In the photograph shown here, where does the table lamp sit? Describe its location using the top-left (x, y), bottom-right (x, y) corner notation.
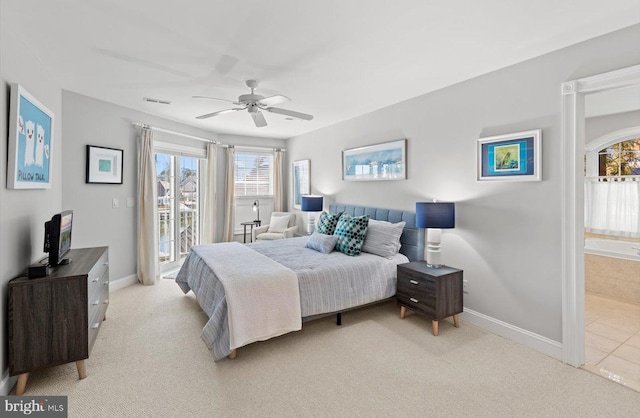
top-left (301, 195), bottom-right (323, 233)
top-left (416, 201), bottom-right (455, 268)
top-left (252, 200), bottom-right (260, 223)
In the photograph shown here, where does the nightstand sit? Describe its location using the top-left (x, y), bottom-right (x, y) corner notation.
top-left (396, 261), bottom-right (463, 336)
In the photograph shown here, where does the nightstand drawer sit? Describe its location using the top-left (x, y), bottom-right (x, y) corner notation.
top-left (397, 293), bottom-right (435, 316)
top-left (397, 272), bottom-right (435, 294)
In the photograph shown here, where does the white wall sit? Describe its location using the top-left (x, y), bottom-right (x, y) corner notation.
top-left (585, 110), bottom-right (640, 145)
top-left (286, 25), bottom-right (640, 346)
top-left (0, 19), bottom-right (64, 389)
top-left (61, 91), bottom-right (286, 280)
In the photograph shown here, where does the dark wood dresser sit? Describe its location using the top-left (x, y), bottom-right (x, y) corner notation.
top-left (8, 247), bottom-right (109, 395)
top-left (396, 261), bottom-right (463, 336)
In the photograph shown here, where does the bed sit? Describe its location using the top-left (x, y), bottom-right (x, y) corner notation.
top-left (175, 204), bottom-right (424, 360)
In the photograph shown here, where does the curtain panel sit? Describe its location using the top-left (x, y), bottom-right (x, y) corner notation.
top-left (201, 143), bottom-right (218, 243)
top-left (585, 178), bottom-right (640, 238)
top-left (223, 147), bottom-right (236, 242)
top-left (137, 128), bottom-right (159, 284)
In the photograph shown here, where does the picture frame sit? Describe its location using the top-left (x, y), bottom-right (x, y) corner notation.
top-left (86, 145), bottom-right (123, 184)
top-left (342, 139), bottom-right (406, 181)
top-left (292, 159), bottom-right (310, 209)
top-left (7, 83), bottom-right (55, 189)
top-left (477, 129), bottom-right (542, 182)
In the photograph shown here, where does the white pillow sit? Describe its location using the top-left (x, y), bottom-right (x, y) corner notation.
top-left (268, 215), bottom-right (290, 233)
top-left (361, 219), bottom-right (405, 258)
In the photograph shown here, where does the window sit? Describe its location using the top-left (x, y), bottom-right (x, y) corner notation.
top-left (597, 138), bottom-right (640, 176)
top-left (234, 150), bottom-right (275, 233)
top-left (156, 150), bottom-right (206, 270)
top-left (585, 136), bottom-right (640, 238)
top-left (234, 151), bottom-right (274, 197)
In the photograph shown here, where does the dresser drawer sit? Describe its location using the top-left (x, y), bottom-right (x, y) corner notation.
top-left (88, 251), bottom-right (109, 298)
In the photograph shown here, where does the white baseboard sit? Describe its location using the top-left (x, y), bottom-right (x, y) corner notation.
top-left (1, 371), bottom-right (17, 396)
top-left (110, 274), bottom-right (138, 292)
top-left (460, 308), bottom-right (563, 360)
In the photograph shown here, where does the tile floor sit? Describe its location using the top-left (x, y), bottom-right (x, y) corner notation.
top-left (583, 292), bottom-right (640, 392)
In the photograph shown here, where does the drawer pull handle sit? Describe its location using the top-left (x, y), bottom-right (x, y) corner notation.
top-left (103, 281), bottom-right (109, 286)
top-left (409, 280), bottom-right (419, 285)
top-left (103, 261), bottom-right (109, 266)
top-left (92, 278), bottom-right (99, 283)
top-left (91, 323), bottom-right (100, 329)
top-left (91, 300), bottom-right (99, 306)
top-left (410, 298), bottom-right (419, 303)
top-left (104, 300), bottom-right (109, 304)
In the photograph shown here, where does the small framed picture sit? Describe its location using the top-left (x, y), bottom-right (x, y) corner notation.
top-left (477, 129), bottom-right (542, 182)
top-left (86, 145), bottom-right (123, 184)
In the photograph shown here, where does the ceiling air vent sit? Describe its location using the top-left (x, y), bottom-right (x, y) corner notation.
top-left (143, 97), bottom-right (171, 105)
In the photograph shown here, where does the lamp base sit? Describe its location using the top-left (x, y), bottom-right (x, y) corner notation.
top-left (425, 228), bottom-right (443, 268)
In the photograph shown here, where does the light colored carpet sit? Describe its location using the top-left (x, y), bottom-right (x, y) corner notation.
top-left (19, 279), bottom-right (640, 417)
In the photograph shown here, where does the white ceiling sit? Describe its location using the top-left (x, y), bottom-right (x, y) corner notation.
top-left (2, 1), bottom-right (639, 139)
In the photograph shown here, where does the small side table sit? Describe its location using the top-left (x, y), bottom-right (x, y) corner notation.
top-left (396, 262), bottom-right (463, 336)
top-left (240, 221), bottom-right (262, 243)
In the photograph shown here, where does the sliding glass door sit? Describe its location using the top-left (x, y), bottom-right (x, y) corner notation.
top-left (156, 152), bottom-right (204, 271)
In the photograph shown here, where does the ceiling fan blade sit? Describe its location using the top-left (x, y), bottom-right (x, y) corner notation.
top-left (266, 107), bottom-right (314, 121)
top-left (196, 108), bottom-right (243, 120)
top-left (257, 94), bottom-right (290, 107)
top-left (251, 110), bottom-right (268, 127)
top-left (192, 95), bottom-right (240, 105)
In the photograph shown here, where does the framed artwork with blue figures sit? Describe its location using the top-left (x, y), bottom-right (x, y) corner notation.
top-left (343, 139), bottom-right (406, 181)
top-left (477, 129), bottom-right (542, 182)
top-left (7, 84), bottom-right (55, 189)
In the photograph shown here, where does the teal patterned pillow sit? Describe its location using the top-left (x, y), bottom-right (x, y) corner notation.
top-left (316, 211), bottom-right (343, 235)
top-left (333, 214), bottom-right (370, 256)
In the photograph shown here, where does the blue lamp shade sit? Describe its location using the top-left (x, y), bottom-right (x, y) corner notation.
top-left (416, 202), bottom-right (455, 229)
top-left (301, 195), bottom-right (323, 212)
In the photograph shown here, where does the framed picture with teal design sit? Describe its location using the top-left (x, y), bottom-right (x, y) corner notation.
top-left (86, 145), bottom-right (123, 184)
top-left (477, 129), bottom-right (541, 182)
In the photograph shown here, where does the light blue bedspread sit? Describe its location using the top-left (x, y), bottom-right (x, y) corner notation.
top-left (176, 237), bottom-right (408, 360)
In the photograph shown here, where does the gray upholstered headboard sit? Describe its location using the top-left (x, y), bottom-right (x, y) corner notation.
top-left (329, 204), bottom-right (424, 262)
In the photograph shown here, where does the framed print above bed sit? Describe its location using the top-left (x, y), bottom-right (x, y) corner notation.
top-left (7, 83), bottom-right (55, 189)
top-left (477, 129), bottom-right (541, 182)
top-left (293, 159), bottom-right (310, 209)
top-left (86, 145), bottom-right (124, 184)
top-left (342, 139), bottom-right (406, 181)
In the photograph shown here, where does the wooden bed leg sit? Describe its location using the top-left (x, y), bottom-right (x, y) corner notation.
top-left (336, 312), bottom-right (342, 326)
top-left (15, 373), bottom-right (29, 395)
top-left (400, 306), bottom-right (406, 319)
top-left (228, 349), bottom-right (237, 360)
top-left (76, 360), bottom-right (87, 379)
top-left (453, 314), bottom-right (460, 328)
top-left (432, 320), bottom-right (439, 336)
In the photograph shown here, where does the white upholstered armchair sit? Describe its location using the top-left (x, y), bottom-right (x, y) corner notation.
top-left (252, 212), bottom-right (298, 242)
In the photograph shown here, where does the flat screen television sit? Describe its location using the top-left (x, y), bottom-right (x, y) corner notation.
top-left (44, 210), bottom-right (73, 266)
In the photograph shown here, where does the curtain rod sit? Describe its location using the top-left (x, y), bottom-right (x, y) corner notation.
top-left (132, 122), bottom-right (224, 145)
top-left (132, 122), bottom-right (286, 151)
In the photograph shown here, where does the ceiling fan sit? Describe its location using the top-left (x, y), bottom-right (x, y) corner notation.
top-left (193, 80), bottom-right (313, 127)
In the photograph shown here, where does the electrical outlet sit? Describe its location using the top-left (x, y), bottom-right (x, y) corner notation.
top-left (112, 198), bottom-right (119, 208)
top-left (463, 279), bottom-right (469, 293)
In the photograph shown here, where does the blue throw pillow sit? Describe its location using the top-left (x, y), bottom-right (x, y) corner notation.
top-left (316, 211), bottom-right (343, 235)
top-left (333, 214), bottom-right (370, 256)
top-left (305, 232), bottom-right (339, 254)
